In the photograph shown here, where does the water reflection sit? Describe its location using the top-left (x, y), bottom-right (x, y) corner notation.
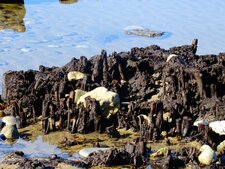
top-left (0, 0), bottom-right (24, 3)
top-left (59, 0), bottom-right (78, 4)
top-left (0, 136), bottom-right (72, 162)
top-left (0, 0), bottom-right (78, 33)
top-left (0, 2), bottom-right (26, 32)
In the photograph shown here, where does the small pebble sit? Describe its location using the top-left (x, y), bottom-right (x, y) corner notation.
top-left (49, 154), bottom-right (58, 160)
top-left (15, 151), bottom-right (24, 156)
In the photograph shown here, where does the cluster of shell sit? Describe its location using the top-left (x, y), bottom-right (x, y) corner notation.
top-left (1, 39), bottom-right (225, 166)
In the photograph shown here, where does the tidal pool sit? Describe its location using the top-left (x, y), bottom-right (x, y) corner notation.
top-left (0, 121), bottom-right (140, 163)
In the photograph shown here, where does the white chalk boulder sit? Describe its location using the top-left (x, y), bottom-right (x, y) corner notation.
top-left (79, 147), bottom-right (111, 158)
top-left (2, 116), bottom-right (19, 127)
top-left (77, 87), bottom-right (120, 118)
top-left (166, 54), bottom-right (178, 62)
top-left (217, 140), bottom-right (225, 154)
top-left (0, 125), bottom-right (19, 139)
top-left (67, 71), bottom-right (86, 81)
top-left (74, 89), bottom-right (87, 103)
top-left (209, 120), bottom-right (225, 135)
top-left (0, 116), bottom-right (20, 139)
top-left (198, 144), bottom-right (216, 166)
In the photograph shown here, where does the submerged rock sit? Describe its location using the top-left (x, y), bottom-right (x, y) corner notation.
top-left (59, 0), bottom-right (79, 4)
top-left (125, 28), bottom-right (165, 37)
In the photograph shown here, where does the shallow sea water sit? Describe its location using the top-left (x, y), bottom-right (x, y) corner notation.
top-left (0, 136), bottom-right (76, 162)
top-left (0, 0), bottom-right (225, 162)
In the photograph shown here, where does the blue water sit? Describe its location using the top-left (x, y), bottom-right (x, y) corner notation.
top-left (0, 136), bottom-right (78, 162)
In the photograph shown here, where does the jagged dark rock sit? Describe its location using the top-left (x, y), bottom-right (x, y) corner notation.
top-left (1, 41), bottom-right (225, 168)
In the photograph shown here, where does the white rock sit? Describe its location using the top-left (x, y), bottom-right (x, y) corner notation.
top-left (74, 89), bottom-right (87, 103)
top-left (209, 120), bottom-right (225, 135)
top-left (79, 147), bottom-right (111, 158)
top-left (193, 119), bottom-right (208, 127)
top-left (163, 112), bottom-right (172, 123)
top-left (217, 140), bottom-right (225, 153)
top-left (2, 116), bottom-right (19, 126)
top-left (198, 145), bottom-right (216, 166)
top-left (67, 71), bottom-right (86, 81)
top-left (0, 125), bottom-right (19, 139)
top-left (0, 116), bottom-right (20, 139)
top-left (166, 54), bottom-right (178, 62)
top-left (137, 114), bottom-right (151, 126)
top-left (77, 87), bottom-right (120, 118)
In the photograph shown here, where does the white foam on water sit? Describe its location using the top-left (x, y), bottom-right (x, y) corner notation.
top-left (75, 45), bottom-right (89, 48)
top-left (47, 45), bottom-right (60, 48)
top-left (20, 48), bottom-right (31, 52)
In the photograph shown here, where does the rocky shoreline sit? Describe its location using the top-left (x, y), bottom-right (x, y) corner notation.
top-left (0, 40), bottom-right (225, 168)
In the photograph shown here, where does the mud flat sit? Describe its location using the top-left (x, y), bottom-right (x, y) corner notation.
top-left (0, 39), bottom-right (225, 168)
